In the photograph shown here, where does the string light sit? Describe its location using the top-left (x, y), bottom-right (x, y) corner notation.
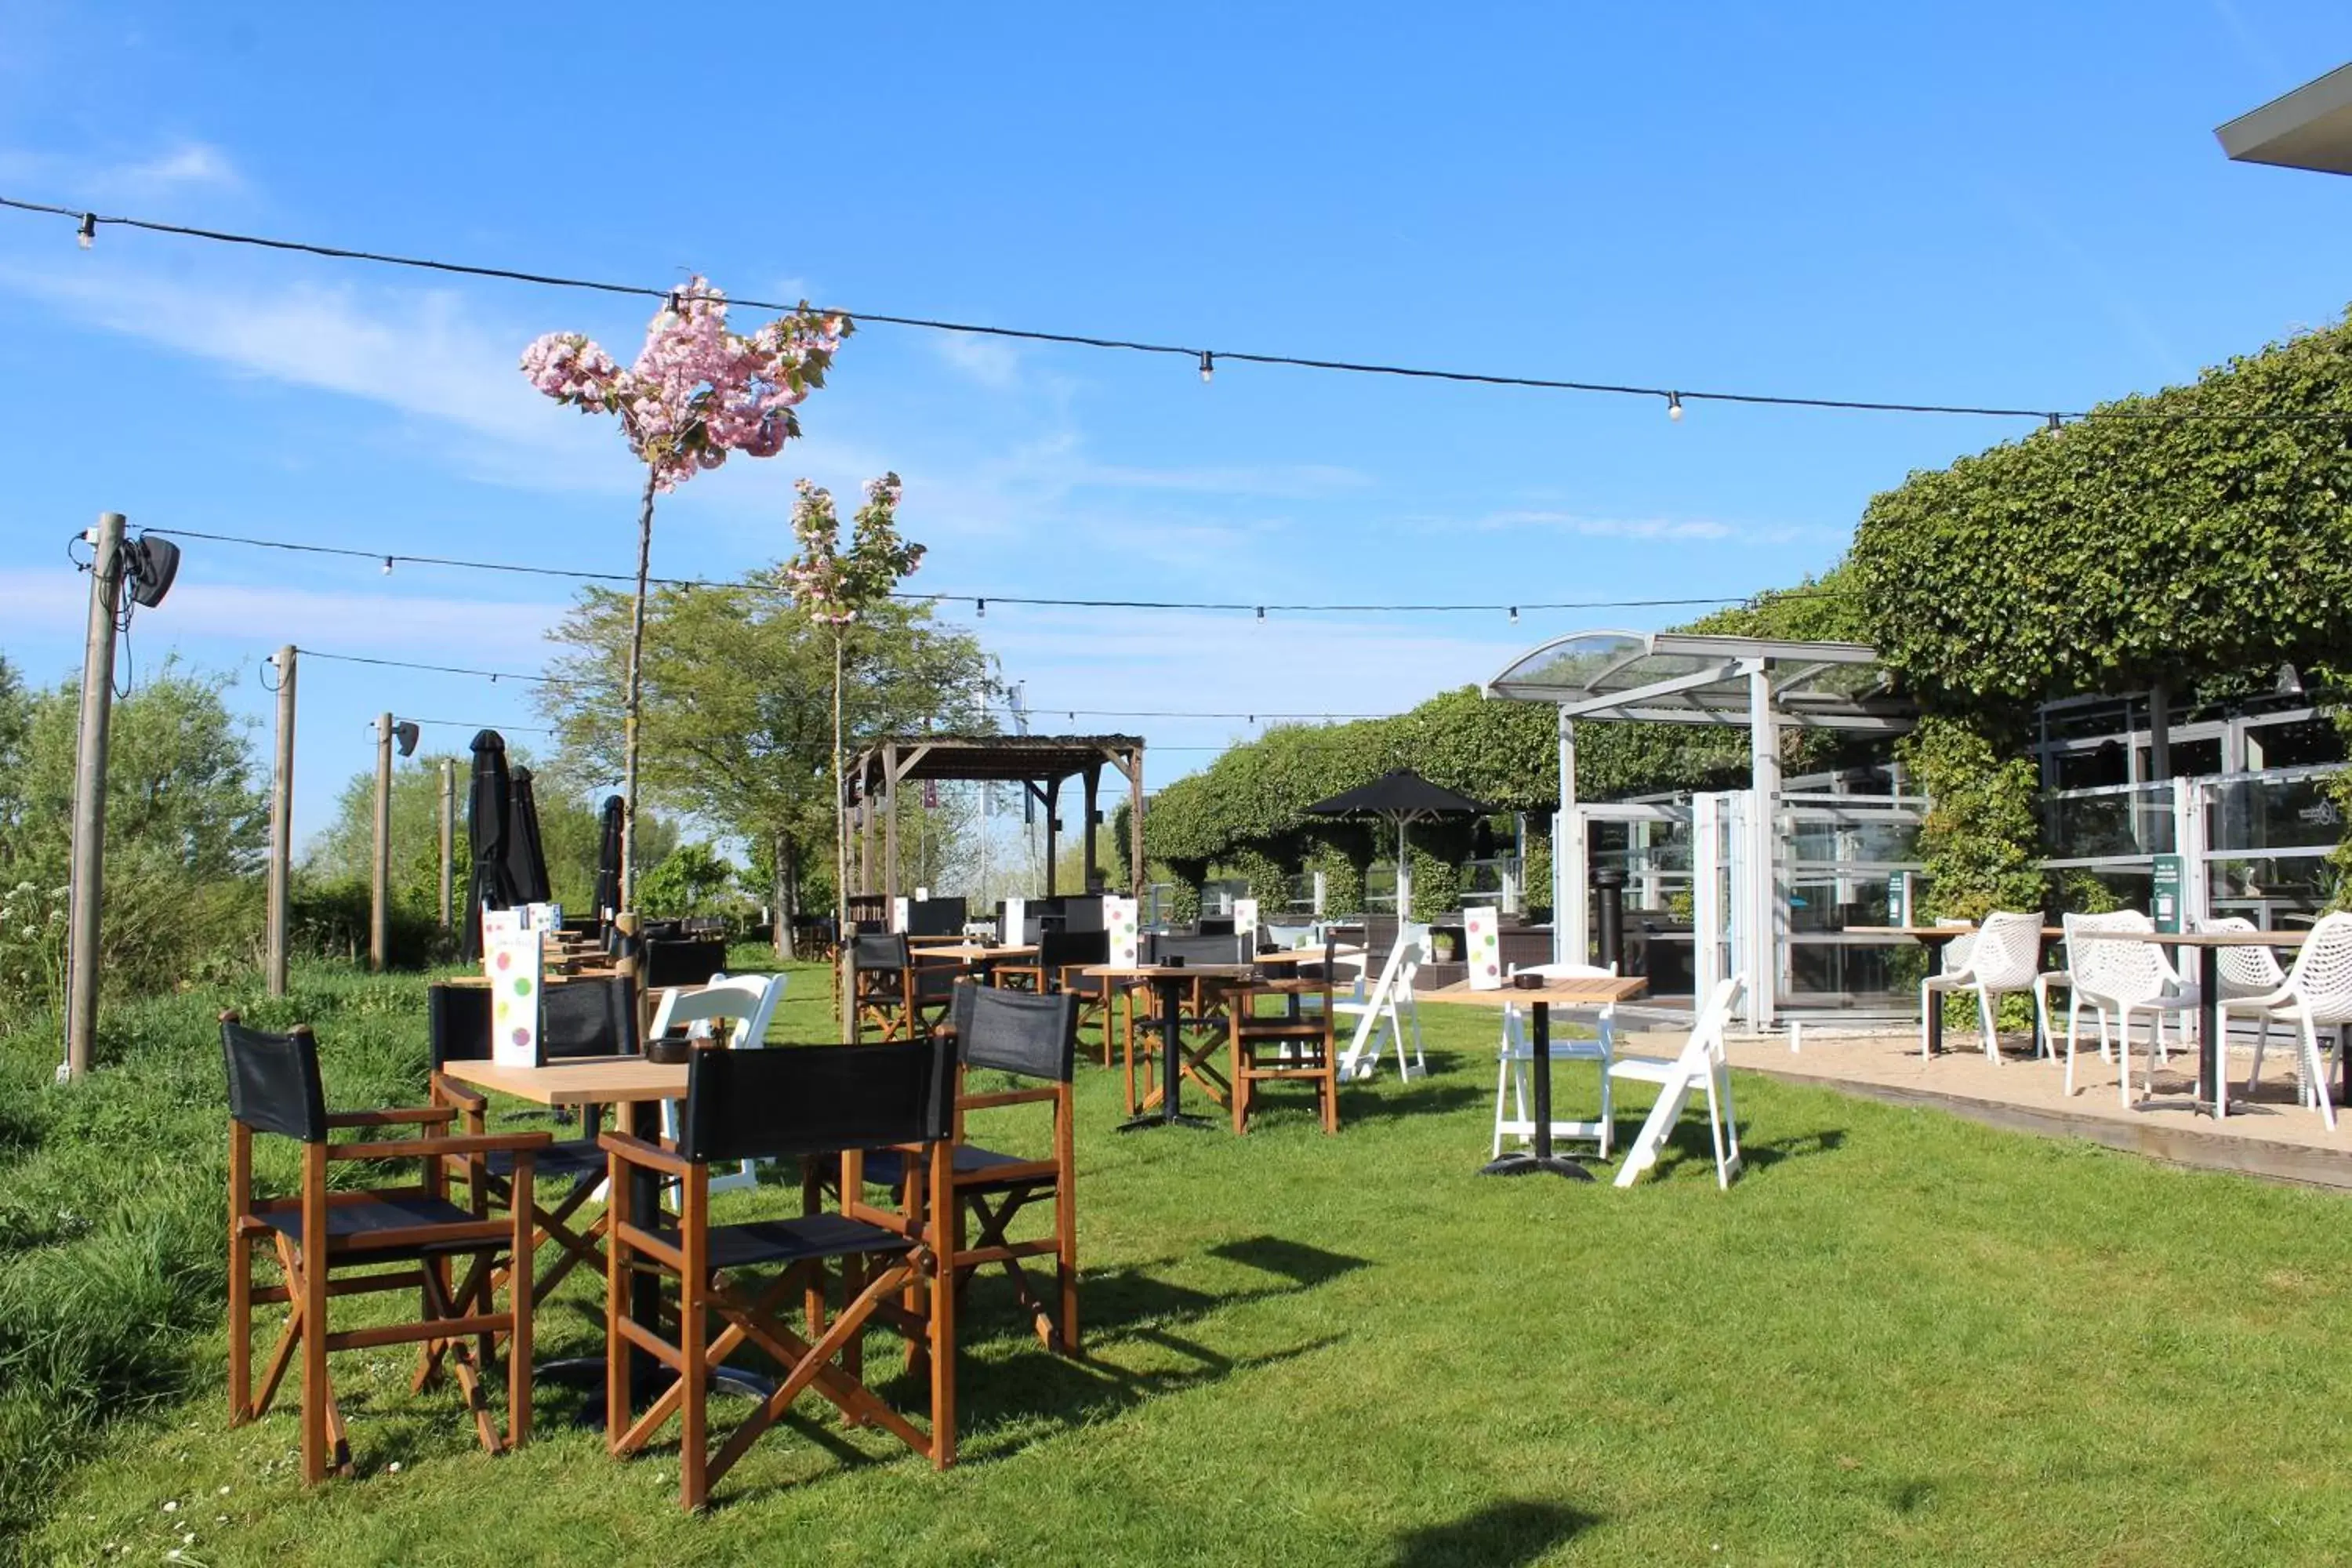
top-left (1509, 605), bottom-right (1519, 624)
top-left (10, 194), bottom-right (2347, 427)
top-left (1255, 606), bottom-right (1266, 622)
top-left (75, 212), bottom-right (93, 249)
top-left (975, 596), bottom-right (985, 618)
top-left (2047, 412), bottom-right (2063, 432)
top-left (1199, 351), bottom-right (1214, 384)
top-left (381, 555), bottom-right (394, 575)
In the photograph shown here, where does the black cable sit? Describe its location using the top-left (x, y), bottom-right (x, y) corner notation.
top-left (10, 193), bottom-right (2349, 426)
top-left (147, 524), bottom-right (1831, 615)
top-left (292, 647), bottom-right (584, 688)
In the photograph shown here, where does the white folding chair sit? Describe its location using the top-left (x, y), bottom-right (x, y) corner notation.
top-left (1494, 963), bottom-right (1617, 1158)
top-left (1920, 911), bottom-right (2045, 1063)
top-left (1608, 976), bottom-right (1746, 1189)
top-left (651, 972), bottom-right (786, 1192)
top-left (1334, 936), bottom-right (1426, 1082)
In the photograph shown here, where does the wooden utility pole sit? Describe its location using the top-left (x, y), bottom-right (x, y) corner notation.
top-left (437, 757), bottom-right (455, 928)
top-left (265, 644), bottom-right (296, 996)
top-left (370, 712), bottom-right (393, 971)
top-left (63, 512), bottom-right (125, 1081)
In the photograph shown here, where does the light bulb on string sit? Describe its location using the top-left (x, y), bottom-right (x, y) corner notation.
top-left (1199, 351), bottom-right (1214, 384)
top-left (1667, 392), bottom-right (1684, 422)
top-left (1255, 605), bottom-right (1265, 622)
top-left (76, 213), bottom-right (95, 250)
top-left (2047, 412), bottom-right (2062, 433)
top-left (1509, 606), bottom-right (1519, 624)
top-left (381, 556), bottom-right (394, 575)
top-left (975, 597), bottom-right (986, 619)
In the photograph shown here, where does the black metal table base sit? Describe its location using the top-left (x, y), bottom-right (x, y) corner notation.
top-left (1478, 1151), bottom-right (1595, 1180)
top-left (1123, 975), bottom-right (1214, 1133)
top-left (1119, 1110), bottom-right (1217, 1133)
top-left (1479, 999), bottom-right (1595, 1179)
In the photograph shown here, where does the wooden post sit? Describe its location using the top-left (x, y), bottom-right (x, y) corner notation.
top-left (1082, 763), bottom-right (1102, 891)
top-left (266, 644), bottom-right (297, 996)
top-left (884, 744), bottom-right (900, 898)
top-left (371, 712), bottom-right (393, 971)
top-left (1044, 777), bottom-right (1062, 898)
top-left (437, 757), bottom-right (455, 929)
top-left (63, 512), bottom-right (125, 1081)
top-left (1130, 745), bottom-right (1146, 897)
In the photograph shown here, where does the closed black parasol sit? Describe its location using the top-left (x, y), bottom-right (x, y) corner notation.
top-left (462, 730), bottom-right (524, 959)
top-left (505, 767), bottom-right (553, 907)
top-left (1305, 768), bottom-right (1491, 917)
top-left (592, 794), bottom-right (623, 924)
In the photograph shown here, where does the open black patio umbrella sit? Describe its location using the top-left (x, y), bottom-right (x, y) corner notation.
top-left (1305, 768), bottom-right (1491, 916)
top-left (462, 729), bottom-right (524, 959)
top-left (592, 794), bottom-right (623, 923)
top-left (504, 767), bottom-right (553, 908)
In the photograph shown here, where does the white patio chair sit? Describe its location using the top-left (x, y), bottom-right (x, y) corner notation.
top-left (2048, 911), bottom-right (2140, 1072)
top-left (1607, 975), bottom-right (1747, 1189)
top-left (2064, 913), bottom-right (2198, 1105)
top-left (2220, 911), bottom-right (2351, 1129)
top-left (1334, 935), bottom-right (1426, 1082)
top-left (1920, 911), bottom-right (2045, 1063)
top-left (652, 971), bottom-right (787, 1192)
top-left (1493, 962), bottom-right (1616, 1158)
top-left (1263, 920), bottom-right (1319, 951)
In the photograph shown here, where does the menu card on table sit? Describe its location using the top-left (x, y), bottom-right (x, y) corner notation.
top-left (1105, 896), bottom-right (1139, 966)
top-left (485, 920), bottom-right (545, 1067)
top-left (1465, 907), bottom-right (1504, 990)
top-left (1233, 897), bottom-right (1260, 941)
top-left (1003, 896), bottom-right (1027, 946)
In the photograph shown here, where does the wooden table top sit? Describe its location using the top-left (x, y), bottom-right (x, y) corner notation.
top-left (1247, 947), bottom-right (1359, 967)
top-left (1080, 963), bottom-right (1259, 981)
top-left (906, 933), bottom-right (978, 947)
top-left (439, 1055), bottom-right (685, 1106)
top-left (918, 943), bottom-right (1039, 962)
top-left (1419, 976), bottom-right (1649, 1007)
top-left (1846, 925), bottom-right (2063, 939)
top-left (437, 968), bottom-right (621, 989)
top-left (2104, 928), bottom-right (2308, 947)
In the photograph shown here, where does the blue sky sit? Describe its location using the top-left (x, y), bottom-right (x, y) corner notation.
top-left (2, 1), bottom-right (2350, 849)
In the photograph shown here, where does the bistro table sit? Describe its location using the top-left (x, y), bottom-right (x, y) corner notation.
top-left (2106, 927), bottom-right (2307, 1118)
top-left (1083, 963), bottom-right (1258, 1131)
top-left (435, 1054), bottom-right (763, 1412)
top-left (1419, 975), bottom-right (1649, 1180)
top-left (1848, 924), bottom-right (2063, 1055)
top-left (914, 942), bottom-right (1038, 985)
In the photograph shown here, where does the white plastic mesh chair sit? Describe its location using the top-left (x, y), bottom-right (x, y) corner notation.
top-left (1492, 962), bottom-right (1616, 1158)
top-left (2064, 913), bottom-right (2199, 1105)
top-left (2220, 912), bottom-right (2352, 1129)
top-left (651, 972), bottom-right (787, 1191)
top-left (1919, 911), bottom-right (2045, 1064)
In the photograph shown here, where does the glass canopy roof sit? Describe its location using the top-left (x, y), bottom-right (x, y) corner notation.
top-left (1485, 630), bottom-right (1916, 732)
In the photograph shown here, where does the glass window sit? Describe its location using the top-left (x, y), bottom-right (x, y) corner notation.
top-left (2245, 717), bottom-right (2343, 771)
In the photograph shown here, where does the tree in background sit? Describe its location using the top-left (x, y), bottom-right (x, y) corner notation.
top-left (521, 278), bottom-right (850, 904)
top-left (634, 841), bottom-right (746, 920)
top-left (542, 506), bottom-right (985, 958)
top-left (0, 658), bottom-right (265, 1006)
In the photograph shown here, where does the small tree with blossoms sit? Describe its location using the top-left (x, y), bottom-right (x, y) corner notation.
top-left (521, 281), bottom-right (848, 908)
top-left (783, 474), bottom-right (924, 1021)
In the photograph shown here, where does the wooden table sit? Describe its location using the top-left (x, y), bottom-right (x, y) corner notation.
top-left (437, 1056), bottom-right (687, 1409)
top-left (437, 967), bottom-right (622, 989)
top-left (1083, 964), bottom-right (1258, 1131)
top-left (1846, 925), bottom-right (2063, 1055)
top-left (1420, 977), bottom-right (1648, 1180)
top-left (916, 942), bottom-right (1038, 983)
top-left (2106, 928), bottom-right (2307, 1118)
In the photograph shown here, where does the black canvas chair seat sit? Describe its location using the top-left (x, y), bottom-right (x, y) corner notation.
top-left (645, 1212), bottom-right (918, 1272)
top-left (858, 1142), bottom-right (1030, 1192)
top-left (256, 1192), bottom-right (489, 1253)
top-left (484, 1138), bottom-right (605, 1185)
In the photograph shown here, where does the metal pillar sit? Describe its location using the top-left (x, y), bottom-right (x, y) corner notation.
top-left (371, 712), bottom-right (393, 971)
top-left (1746, 662), bottom-right (1780, 1030)
top-left (1555, 709), bottom-right (1583, 966)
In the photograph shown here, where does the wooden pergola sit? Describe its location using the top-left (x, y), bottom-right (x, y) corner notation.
top-left (847, 735), bottom-right (1145, 898)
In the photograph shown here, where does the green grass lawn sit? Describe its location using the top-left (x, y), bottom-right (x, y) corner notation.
top-left (8, 953), bottom-right (2352, 1566)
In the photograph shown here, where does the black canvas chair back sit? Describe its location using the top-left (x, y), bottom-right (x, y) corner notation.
top-left (1148, 931), bottom-right (1249, 967)
top-left (952, 985), bottom-right (1078, 1083)
top-left (1038, 927), bottom-right (1109, 975)
top-left (679, 1038), bottom-right (953, 1165)
top-left (428, 983), bottom-right (495, 1068)
top-left (906, 898), bottom-right (967, 938)
top-left (854, 932), bottom-right (912, 975)
top-left (220, 1018), bottom-right (328, 1142)
top-left (542, 975), bottom-right (640, 1060)
top-left (643, 937), bottom-right (727, 990)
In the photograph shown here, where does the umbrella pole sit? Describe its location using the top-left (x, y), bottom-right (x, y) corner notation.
top-left (1396, 814), bottom-right (1410, 924)
top-left (619, 469), bottom-right (657, 912)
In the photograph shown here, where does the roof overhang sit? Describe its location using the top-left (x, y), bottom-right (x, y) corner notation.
top-left (2218, 63), bottom-right (2352, 175)
top-left (1482, 629), bottom-right (1915, 732)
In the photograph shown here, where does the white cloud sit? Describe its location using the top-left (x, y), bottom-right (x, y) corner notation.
top-left (931, 331), bottom-right (1023, 389)
top-left (0, 140), bottom-right (245, 201)
top-left (1464, 509), bottom-right (1831, 546)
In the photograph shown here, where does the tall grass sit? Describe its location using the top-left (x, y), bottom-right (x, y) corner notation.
top-left (0, 967), bottom-right (429, 1559)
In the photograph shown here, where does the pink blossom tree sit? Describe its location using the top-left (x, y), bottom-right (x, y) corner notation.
top-left (782, 474), bottom-right (924, 1018)
top-left (521, 281), bottom-right (848, 905)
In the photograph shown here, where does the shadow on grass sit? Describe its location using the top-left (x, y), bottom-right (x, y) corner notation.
top-left (1646, 1120), bottom-right (1846, 1181)
top-left (1336, 1076), bottom-right (1484, 1127)
top-left (1389, 1499), bottom-right (1600, 1566)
